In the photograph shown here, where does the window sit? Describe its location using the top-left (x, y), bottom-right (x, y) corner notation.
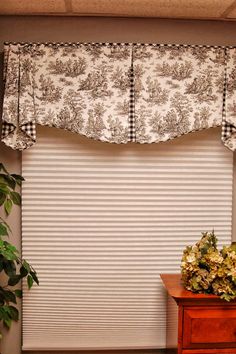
top-left (22, 126), bottom-right (233, 351)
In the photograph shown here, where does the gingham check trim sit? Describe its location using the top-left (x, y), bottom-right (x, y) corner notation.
top-left (1, 121), bottom-right (15, 139)
top-left (221, 119), bottom-right (236, 142)
top-left (21, 122), bottom-right (36, 141)
top-left (128, 64), bottom-right (135, 142)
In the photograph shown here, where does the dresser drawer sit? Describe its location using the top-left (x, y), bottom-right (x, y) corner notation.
top-left (183, 307), bottom-right (236, 349)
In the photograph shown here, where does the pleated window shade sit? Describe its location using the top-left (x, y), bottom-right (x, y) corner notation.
top-left (22, 126), bottom-right (233, 351)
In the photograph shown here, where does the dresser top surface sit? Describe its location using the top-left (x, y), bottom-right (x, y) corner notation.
top-left (160, 274), bottom-right (234, 302)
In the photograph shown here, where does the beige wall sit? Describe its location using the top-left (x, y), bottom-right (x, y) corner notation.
top-left (0, 15), bottom-right (236, 354)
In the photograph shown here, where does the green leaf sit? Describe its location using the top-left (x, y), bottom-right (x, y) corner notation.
top-left (3, 260), bottom-right (16, 277)
top-left (0, 306), bottom-right (8, 319)
top-left (0, 241), bottom-right (19, 261)
top-left (30, 270), bottom-right (39, 285)
top-left (8, 275), bottom-right (21, 286)
top-left (0, 192), bottom-right (6, 206)
top-left (0, 249), bottom-right (18, 261)
top-left (14, 289), bottom-right (22, 298)
top-left (4, 199), bottom-right (13, 216)
top-left (0, 217), bottom-right (11, 234)
top-left (0, 174), bottom-right (16, 190)
top-left (2, 290), bottom-right (16, 304)
top-left (22, 260), bottom-right (31, 273)
top-left (11, 174), bottom-right (25, 186)
top-left (3, 318), bottom-right (12, 329)
top-left (8, 306), bottom-right (19, 321)
top-left (0, 183), bottom-right (10, 193)
top-left (0, 306), bottom-right (12, 328)
top-left (4, 241), bottom-right (18, 254)
top-left (20, 265), bottom-right (28, 278)
top-left (0, 260), bottom-right (4, 273)
top-left (0, 223), bottom-right (8, 236)
top-left (9, 191), bottom-right (21, 205)
top-left (27, 275), bottom-right (33, 289)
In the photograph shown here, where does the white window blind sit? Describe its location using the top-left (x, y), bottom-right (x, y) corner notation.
top-left (22, 126), bottom-right (233, 351)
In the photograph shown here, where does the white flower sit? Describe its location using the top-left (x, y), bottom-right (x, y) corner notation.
top-left (186, 254), bottom-right (196, 263)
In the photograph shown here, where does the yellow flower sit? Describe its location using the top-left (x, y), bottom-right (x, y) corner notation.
top-left (186, 253), bottom-right (196, 263)
top-left (208, 252), bottom-right (223, 264)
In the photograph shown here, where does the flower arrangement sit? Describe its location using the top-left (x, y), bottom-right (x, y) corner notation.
top-left (181, 231), bottom-right (236, 301)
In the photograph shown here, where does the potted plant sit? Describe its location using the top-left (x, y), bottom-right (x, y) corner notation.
top-left (0, 163), bottom-right (38, 338)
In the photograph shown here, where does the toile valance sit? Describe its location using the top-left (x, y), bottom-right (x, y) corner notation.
top-left (1, 42), bottom-right (236, 151)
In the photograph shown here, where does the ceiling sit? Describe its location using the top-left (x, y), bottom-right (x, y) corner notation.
top-left (1, 0), bottom-right (236, 20)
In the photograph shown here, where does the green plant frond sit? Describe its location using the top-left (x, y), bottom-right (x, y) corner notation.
top-left (0, 217), bottom-right (11, 234)
top-left (4, 199), bottom-right (13, 216)
top-left (0, 174), bottom-right (16, 191)
top-left (0, 163), bottom-right (39, 333)
top-left (10, 174), bottom-right (25, 186)
top-left (0, 223), bottom-right (9, 237)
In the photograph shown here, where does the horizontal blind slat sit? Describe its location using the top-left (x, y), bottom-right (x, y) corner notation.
top-left (22, 126), bottom-right (233, 350)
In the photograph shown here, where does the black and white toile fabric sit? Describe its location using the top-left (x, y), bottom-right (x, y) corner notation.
top-left (133, 45), bottom-right (224, 143)
top-left (2, 43), bottom-right (132, 150)
top-left (1, 42), bottom-right (236, 151)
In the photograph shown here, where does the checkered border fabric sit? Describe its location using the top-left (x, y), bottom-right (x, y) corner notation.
top-left (21, 122), bottom-right (36, 141)
top-left (221, 49), bottom-right (229, 146)
top-left (221, 119), bottom-right (236, 142)
top-left (1, 121), bottom-right (15, 139)
top-left (128, 62), bottom-right (135, 142)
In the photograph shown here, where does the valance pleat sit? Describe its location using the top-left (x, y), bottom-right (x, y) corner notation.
top-left (1, 42), bottom-right (236, 150)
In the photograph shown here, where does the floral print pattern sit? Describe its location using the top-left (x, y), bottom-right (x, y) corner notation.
top-left (2, 43), bottom-right (132, 150)
top-left (1, 43), bottom-right (235, 151)
top-left (133, 45), bottom-right (224, 143)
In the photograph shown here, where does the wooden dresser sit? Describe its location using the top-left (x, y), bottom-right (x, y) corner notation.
top-left (161, 274), bottom-right (236, 354)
